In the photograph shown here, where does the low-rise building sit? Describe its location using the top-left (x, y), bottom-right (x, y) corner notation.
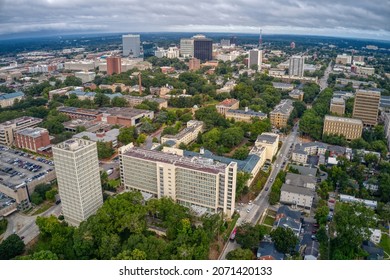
top-left (75, 71), bottom-right (96, 83)
top-left (330, 97), bottom-right (345, 116)
top-left (160, 121), bottom-right (204, 148)
top-left (335, 54), bottom-right (352, 65)
top-left (280, 184), bottom-right (315, 209)
top-left (14, 127), bottom-right (50, 153)
top-left (216, 98), bottom-right (240, 116)
top-left (323, 115), bottom-right (363, 140)
top-left (0, 117), bottom-right (43, 146)
top-left (272, 82), bottom-right (294, 91)
top-left (270, 99), bottom-right (294, 128)
top-left (289, 89), bottom-right (304, 101)
top-left (339, 194), bottom-right (377, 209)
top-left (73, 129), bottom-right (120, 147)
top-left (255, 133), bottom-right (279, 161)
top-left (0, 91), bottom-right (24, 108)
top-left (122, 95), bottom-right (168, 109)
top-left (285, 173), bottom-right (316, 190)
top-left (225, 107), bottom-right (267, 123)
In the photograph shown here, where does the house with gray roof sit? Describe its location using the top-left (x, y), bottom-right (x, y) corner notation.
top-left (289, 165), bottom-right (317, 177)
top-left (285, 173), bottom-right (316, 190)
top-left (280, 184), bottom-right (315, 209)
top-left (257, 241), bottom-right (284, 260)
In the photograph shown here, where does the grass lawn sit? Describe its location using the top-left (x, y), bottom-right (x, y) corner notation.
top-left (380, 234), bottom-right (390, 257)
top-left (31, 203), bottom-right (52, 215)
top-left (263, 215), bottom-right (275, 227)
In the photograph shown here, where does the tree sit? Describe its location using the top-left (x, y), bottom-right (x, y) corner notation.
top-left (45, 189), bottom-right (58, 202)
top-left (97, 142), bottom-right (114, 159)
top-left (94, 92), bottom-right (111, 107)
top-left (315, 200), bottom-right (329, 225)
top-left (136, 134), bottom-right (147, 145)
top-left (270, 227), bottom-right (299, 254)
top-left (30, 192), bottom-right (44, 205)
top-left (220, 127), bottom-right (244, 148)
top-left (235, 172), bottom-right (251, 198)
top-left (226, 248), bottom-right (254, 260)
top-left (111, 97), bottom-right (128, 107)
top-left (18, 250), bottom-right (59, 260)
top-left (0, 234), bottom-right (25, 259)
top-left (64, 76), bottom-right (82, 87)
top-left (118, 126), bottom-right (138, 144)
top-left (232, 146), bottom-right (249, 160)
top-left (331, 202), bottom-right (376, 259)
top-left (235, 223), bottom-right (266, 250)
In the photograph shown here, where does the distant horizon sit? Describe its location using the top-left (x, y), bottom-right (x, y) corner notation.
top-left (1, 30), bottom-right (389, 45)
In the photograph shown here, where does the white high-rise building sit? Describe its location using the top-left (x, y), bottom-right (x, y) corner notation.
top-left (52, 139), bottom-right (103, 226)
top-left (122, 34), bottom-right (141, 57)
top-left (289, 55), bottom-right (305, 77)
top-left (180, 38), bottom-right (194, 57)
top-left (248, 49), bottom-right (262, 69)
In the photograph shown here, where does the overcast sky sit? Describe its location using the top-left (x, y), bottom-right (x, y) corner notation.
top-left (0, 0), bottom-right (389, 39)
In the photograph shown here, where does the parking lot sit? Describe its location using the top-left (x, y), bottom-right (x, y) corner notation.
top-left (0, 192), bottom-right (15, 209)
top-left (0, 146), bottom-right (54, 189)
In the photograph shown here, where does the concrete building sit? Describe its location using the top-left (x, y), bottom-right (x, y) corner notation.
top-left (52, 139), bottom-right (103, 226)
top-left (193, 35), bottom-right (213, 61)
top-left (0, 91), bottom-right (24, 108)
top-left (323, 115), bottom-right (363, 140)
top-left (289, 56), bottom-right (304, 77)
top-left (73, 128), bottom-right (120, 148)
top-left (353, 90), bottom-right (381, 126)
top-left (272, 82), bottom-right (294, 91)
top-left (75, 71), bottom-right (96, 83)
top-left (180, 38), bottom-right (194, 57)
top-left (123, 95), bottom-right (168, 109)
top-left (255, 133), bottom-right (279, 161)
top-left (336, 54), bottom-right (352, 65)
top-left (384, 113), bottom-right (390, 151)
top-left (355, 66), bottom-right (375, 76)
top-left (64, 60), bottom-right (95, 71)
top-left (330, 97), bottom-right (345, 115)
top-left (0, 117), bottom-right (42, 146)
top-left (269, 99), bottom-right (294, 128)
top-left (280, 184), bottom-right (315, 209)
top-left (289, 89), bottom-right (304, 101)
top-left (119, 145), bottom-right (237, 218)
top-left (225, 108), bottom-right (267, 123)
top-left (248, 49), bottom-right (262, 69)
top-left (122, 34), bottom-right (141, 57)
top-left (216, 98), bottom-right (240, 116)
top-left (106, 56), bottom-right (122, 76)
top-left (14, 127), bottom-right (50, 153)
top-left (336, 78), bottom-right (377, 89)
top-left (160, 121), bottom-right (204, 148)
top-left (291, 149), bottom-right (308, 164)
top-left (188, 58), bottom-right (201, 71)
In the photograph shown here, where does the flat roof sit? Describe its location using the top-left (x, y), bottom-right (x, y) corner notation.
top-left (227, 109), bottom-right (267, 117)
top-left (216, 98), bottom-right (239, 108)
top-left (281, 184), bottom-right (315, 196)
top-left (271, 99), bottom-right (293, 115)
top-left (324, 115), bottom-right (363, 125)
top-left (15, 127), bottom-right (47, 137)
top-left (256, 133), bottom-right (278, 144)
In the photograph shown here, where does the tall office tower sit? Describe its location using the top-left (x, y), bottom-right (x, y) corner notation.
top-left (52, 139), bottom-right (103, 226)
top-left (352, 89), bottom-right (381, 126)
top-left (122, 34), bottom-right (141, 57)
top-left (259, 29), bottom-right (263, 49)
top-left (180, 38), bottom-right (194, 57)
top-left (290, 41), bottom-right (295, 49)
top-left (220, 39), bottom-right (231, 47)
top-left (230, 36), bottom-right (237, 46)
top-left (119, 145), bottom-right (237, 218)
top-left (248, 49), bottom-right (263, 69)
top-left (193, 35), bottom-right (213, 61)
top-left (106, 56), bottom-right (122, 76)
top-left (289, 55), bottom-right (304, 77)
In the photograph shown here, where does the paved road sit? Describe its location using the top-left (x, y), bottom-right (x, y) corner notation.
top-left (144, 127), bottom-right (163, 150)
top-left (4, 203), bottom-right (62, 244)
top-left (318, 62), bottom-right (332, 92)
top-left (220, 124), bottom-right (300, 259)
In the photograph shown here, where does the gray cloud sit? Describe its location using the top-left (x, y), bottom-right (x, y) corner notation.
top-left (0, 0), bottom-right (389, 39)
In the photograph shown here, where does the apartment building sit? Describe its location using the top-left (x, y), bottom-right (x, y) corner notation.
top-left (0, 117), bottom-right (42, 146)
top-left (52, 139), bottom-right (103, 226)
top-left (330, 97), bottom-right (345, 116)
top-left (353, 90), bottom-right (381, 126)
top-left (269, 99), bottom-right (294, 128)
top-left (122, 34), bottom-right (141, 57)
top-left (216, 98), bottom-right (239, 116)
top-left (289, 56), bottom-right (304, 77)
top-left (0, 91), bottom-right (24, 108)
top-left (160, 121), bottom-right (204, 148)
top-left (119, 145), bottom-right (237, 218)
top-left (289, 89), bottom-right (304, 101)
top-left (255, 132), bottom-right (279, 161)
top-left (225, 107), bottom-right (267, 123)
top-left (335, 54), bottom-right (352, 65)
top-left (323, 115), bottom-right (363, 140)
top-left (280, 184), bottom-right (315, 209)
top-left (14, 127), bottom-right (50, 153)
top-left (248, 49), bottom-right (262, 69)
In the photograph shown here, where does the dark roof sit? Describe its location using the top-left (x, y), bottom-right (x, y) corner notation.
top-left (304, 241), bottom-right (319, 258)
top-left (277, 205), bottom-right (301, 220)
top-left (257, 242), bottom-right (284, 260)
top-left (362, 241), bottom-right (384, 260)
top-left (281, 184), bottom-right (315, 196)
top-left (286, 173), bottom-right (316, 187)
top-left (289, 165), bottom-right (317, 176)
top-left (256, 133), bottom-right (278, 144)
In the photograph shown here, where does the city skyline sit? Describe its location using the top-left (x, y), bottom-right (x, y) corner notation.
top-left (0, 0), bottom-right (389, 40)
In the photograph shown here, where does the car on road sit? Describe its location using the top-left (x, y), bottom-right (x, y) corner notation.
top-left (276, 164), bottom-right (279, 168)
top-left (270, 178), bottom-right (273, 183)
top-left (248, 200), bottom-right (252, 205)
top-left (311, 235), bottom-right (317, 240)
top-left (312, 230), bottom-right (317, 234)
top-left (314, 223), bottom-right (319, 228)
top-left (246, 207), bottom-right (252, 213)
top-left (265, 187), bottom-right (269, 191)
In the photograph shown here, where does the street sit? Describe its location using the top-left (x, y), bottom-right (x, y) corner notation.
top-left (3, 203), bottom-right (62, 245)
top-left (220, 124), bottom-right (300, 259)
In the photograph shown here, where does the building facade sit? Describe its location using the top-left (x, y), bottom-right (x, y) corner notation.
top-left (216, 98), bottom-right (240, 116)
top-left (0, 92), bottom-right (24, 108)
top-left (180, 38), bottom-right (194, 57)
top-left (188, 58), bottom-right (201, 71)
top-left (160, 121), bottom-right (204, 148)
top-left (106, 56), bottom-right (122, 76)
top-left (119, 145), bottom-right (237, 217)
top-left (280, 184), bottom-right (314, 209)
top-left (289, 56), bottom-right (304, 77)
top-left (193, 36), bottom-right (213, 61)
top-left (323, 115), bottom-right (363, 140)
top-left (352, 90), bottom-right (381, 126)
top-left (122, 34), bottom-right (141, 57)
top-left (14, 127), bottom-right (50, 153)
top-left (255, 133), bottom-right (279, 161)
top-left (52, 139), bottom-right (103, 226)
top-left (0, 117), bottom-right (42, 146)
top-left (330, 97), bottom-right (345, 116)
top-left (269, 99), bottom-right (294, 128)
top-left (225, 108), bottom-right (267, 123)
top-left (248, 49), bottom-right (262, 69)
